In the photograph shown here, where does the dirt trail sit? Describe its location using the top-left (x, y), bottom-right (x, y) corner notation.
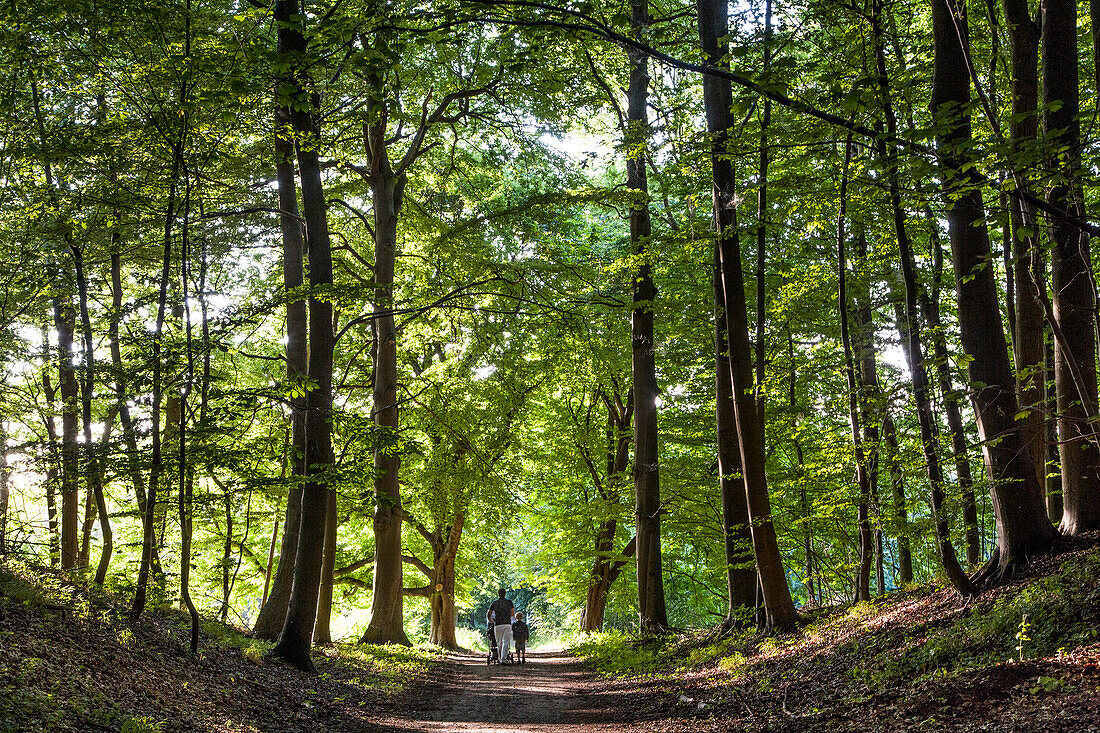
top-left (376, 649), bottom-right (640, 733)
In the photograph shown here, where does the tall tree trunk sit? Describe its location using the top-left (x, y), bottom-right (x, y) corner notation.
top-left (0, 412), bottom-right (7, 555)
top-left (313, 489), bottom-right (338, 644)
top-left (754, 0), bottom-right (772, 426)
top-left (1043, 0), bottom-right (1100, 535)
top-left (919, 253), bottom-right (981, 566)
top-left (931, 0), bottom-right (1057, 580)
top-left (1045, 335), bottom-right (1064, 521)
top-left (853, 234), bottom-right (882, 598)
top-left (836, 142), bottom-right (873, 604)
top-left (712, 106), bottom-right (799, 633)
top-left (54, 298), bottom-right (80, 570)
top-left (359, 70), bottom-right (410, 647)
top-left (581, 391), bottom-right (638, 631)
top-left (872, 0), bottom-right (970, 592)
top-left (41, 327), bottom-right (60, 566)
top-left (697, 0), bottom-right (758, 622)
top-left (1003, 0), bottom-right (1046, 497)
top-left (881, 410), bottom-right (912, 584)
top-left (131, 125), bottom-right (179, 618)
top-left (72, 245), bottom-right (112, 584)
top-left (252, 105), bottom-right (309, 640)
top-left (271, 0), bottom-right (338, 672)
top-left (627, 0), bottom-right (667, 632)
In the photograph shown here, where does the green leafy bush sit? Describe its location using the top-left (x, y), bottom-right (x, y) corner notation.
top-left (120, 717), bottom-right (165, 733)
top-left (569, 631), bottom-right (658, 676)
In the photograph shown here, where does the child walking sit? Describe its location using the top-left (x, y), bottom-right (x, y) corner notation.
top-left (512, 611), bottom-right (530, 664)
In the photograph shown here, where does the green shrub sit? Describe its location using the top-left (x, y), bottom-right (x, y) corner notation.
top-left (120, 717), bottom-right (165, 733)
top-left (569, 631), bottom-right (658, 676)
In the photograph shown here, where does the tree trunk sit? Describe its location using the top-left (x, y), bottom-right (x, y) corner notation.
top-left (1043, 0), bottom-right (1100, 535)
top-left (1002, 0), bottom-right (1046, 493)
top-left (271, 0), bottom-right (337, 672)
top-left (0, 412), bottom-right (8, 555)
top-left (41, 327), bottom-right (60, 567)
top-left (882, 411), bottom-right (912, 584)
top-left (713, 114), bottom-right (799, 631)
top-left (697, 0), bottom-right (758, 622)
top-left (627, 0), bottom-right (667, 632)
top-left (253, 104), bottom-right (308, 640)
top-left (931, 0), bottom-right (1057, 580)
top-left (72, 245), bottom-right (112, 584)
top-left (836, 142), bottom-right (873, 605)
top-left (359, 72), bottom-right (410, 647)
top-left (54, 298), bottom-right (80, 570)
top-left (853, 234), bottom-right (882, 599)
top-left (1045, 335), bottom-right (1064, 521)
top-left (313, 488), bottom-right (338, 644)
top-left (427, 517), bottom-right (465, 650)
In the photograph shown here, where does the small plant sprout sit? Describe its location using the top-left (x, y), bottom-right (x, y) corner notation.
top-left (1015, 613), bottom-right (1030, 661)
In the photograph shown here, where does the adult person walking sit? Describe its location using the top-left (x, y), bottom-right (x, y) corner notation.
top-left (487, 588), bottom-right (516, 664)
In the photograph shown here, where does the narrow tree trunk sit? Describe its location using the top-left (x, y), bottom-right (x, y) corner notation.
top-left (627, 0), bottom-right (667, 632)
top-left (131, 129), bottom-right (179, 618)
top-left (253, 105), bottom-right (308, 640)
top-left (836, 142), bottom-right (873, 604)
top-left (54, 298), bottom-right (80, 570)
top-left (72, 245), bottom-right (112, 584)
top-left (1045, 334), bottom-right (1064, 521)
top-left (0, 413), bottom-right (8, 555)
top-left (920, 273), bottom-right (981, 566)
top-left (1043, 0), bottom-right (1100, 535)
top-left (41, 328), bottom-right (60, 567)
top-left (359, 71), bottom-right (410, 647)
top-left (754, 0), bottom-right (773, 426)
top-left (853, 234), bottom-right (882, 598)
top-left (312, 488), bottom-right (338, 644)
top-left (271, 0), bottom-right (338, 672)
top-left (931, 0), bottom-right (1057, 580)
top-left (221, 490), bottom-right (234, 623)
top-left (881, 411), bottom-right (912, 584)
top-left (697, 0), bottom-right (758, 622)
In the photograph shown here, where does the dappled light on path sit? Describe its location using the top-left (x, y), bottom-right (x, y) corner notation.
top-left (377, 649), bottom-right (639, 732)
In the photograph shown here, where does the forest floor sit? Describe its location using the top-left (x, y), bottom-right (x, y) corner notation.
top-left (3, 535), bottom-right (1100, 732)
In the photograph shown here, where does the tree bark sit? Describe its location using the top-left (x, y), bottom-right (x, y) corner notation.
top-left (931, 0), bottom-right (1057, 580)
top-left (1002, 0), bottom-right (1046, 493)
top-left (1043, 0), bottom-right (1100, 535)
top-left (54, 298), bottom-right (80, 570)
top-left (581, 389), bottom-right (638, 631)
top-left (697, 0), bottom-right (758, 623)
top-left (836, 142), bottom-right (874, 605)
top-left (252, 105), bottom-right (309, 640)
top-left (40, 327), bottom-right (60, 567)
top-left (271, 0), bottom-right (337, 672)
top-left (72, 245), bottom-right (112, 584)
top-left (713, 104), bottom-right (799, 633)
top-left (359, 68), bottom-right (411, 647)
top-left (313, 488), bottom-right (338, 644)
top-left (627, 0), bottom-right (667, 632)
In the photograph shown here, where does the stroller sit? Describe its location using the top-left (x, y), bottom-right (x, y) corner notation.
top-left (485, 623), bottom-right (515, 665)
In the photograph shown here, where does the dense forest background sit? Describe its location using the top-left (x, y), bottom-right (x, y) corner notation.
top-left (0, 0), bottom-right (1097, 672)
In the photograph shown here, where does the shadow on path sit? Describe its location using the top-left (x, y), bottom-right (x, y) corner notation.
top-left (374, 649), bottom-right (641, 732)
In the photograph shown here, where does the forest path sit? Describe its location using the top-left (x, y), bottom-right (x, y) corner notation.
top-left (375, 649), bottom-right (640, 732)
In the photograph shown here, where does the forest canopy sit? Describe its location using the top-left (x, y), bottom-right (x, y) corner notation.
top-left (0, 0), bottom-right (1097, 672)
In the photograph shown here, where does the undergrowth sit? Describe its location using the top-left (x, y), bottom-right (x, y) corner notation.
top-left (570, 545), bottom-right (1100, 691)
